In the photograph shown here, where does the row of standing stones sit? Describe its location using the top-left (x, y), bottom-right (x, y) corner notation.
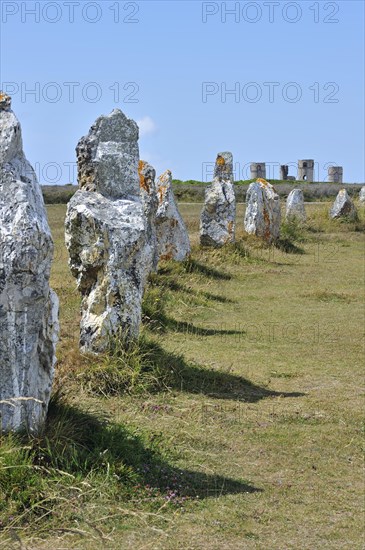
top-left (0, 98), bottom-right (191, 433)
top-left (1, 94), bottom-right (364, 432)
top-left (200, 153), bottom-right (361, 247)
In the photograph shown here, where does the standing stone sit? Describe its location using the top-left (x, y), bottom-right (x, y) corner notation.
top-left (330, 189), bottom-right (357, 220)
top-left (359, 186), bottom-right (365, 203)
top-left (138, 160), bottom-right (158, 272)
top-left (244, 178), bottom-right (281, 243)
top-left (65, 109), bottom-right (151, 353)
top-left (155, 170), bottom-right (190, 261)
top-left (200, 152), bottom-right (236, 247)
top-left (0, 93), bottom-right (59, 433)
top-left (286, 189), bottom-right (306, 222)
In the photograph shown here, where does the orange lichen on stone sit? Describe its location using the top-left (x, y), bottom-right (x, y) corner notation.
top-left (257, 178), bottom-right (268, 186)
top-left (216, 155), bottom-right (225, 166)
top-left (0, 92), bottom-right (11, 109)
top-left (160, 244), bottom-right (175, 261)
top-left (138, 160), bottom-right (150, 193)
top-left (160, 252), bottom-right (173, 261)
top-left (158, 185), bottom-right (167, 204)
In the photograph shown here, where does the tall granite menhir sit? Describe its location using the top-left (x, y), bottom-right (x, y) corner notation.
top-left (0, 93), bottom-right (59, 432)
top-left (65, 109), bottom-right (151, 353)
top-left (200, 152), bottom-right (236, 247)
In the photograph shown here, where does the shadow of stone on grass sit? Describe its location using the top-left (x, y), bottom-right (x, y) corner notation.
top-left (40, 396), bottom-right (262, 500)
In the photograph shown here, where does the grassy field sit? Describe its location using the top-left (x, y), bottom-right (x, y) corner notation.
top-left (1, 202), bottom-right (364, 549)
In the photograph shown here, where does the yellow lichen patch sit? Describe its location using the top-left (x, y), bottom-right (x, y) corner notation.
top-left (216, 155), bottom-right (225, 166)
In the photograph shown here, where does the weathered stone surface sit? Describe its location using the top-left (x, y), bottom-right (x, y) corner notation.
top-left (244, 178), bottom-right (281, 242)
top-left (330, 189), bottom-right (357, 220)
top-left (200, 152), bottom-right (236, 247)
top-left (359, 186), bottom-right (365, 203)
top-left (0, 93), bottom-right (59, 433)
top-left (138, 160), bottom-right (158, 271)
top-left (286, 189), bottom-right (306, 222)
top-left (155, 170), bottom-right (190, 261)
top-left (76, 109), bottom-right (139, 198)
top-left (65, 109), bottom-right (151, 353)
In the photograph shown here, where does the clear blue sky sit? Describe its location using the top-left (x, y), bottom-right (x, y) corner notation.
top-left (1, 0), bottom-right (364, 183)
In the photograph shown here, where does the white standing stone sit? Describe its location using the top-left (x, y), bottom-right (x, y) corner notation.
top-left (155, 170), bottom-right (190, 261)
top-left (244, 178), bottom-right (281, 242)
top-left (138, 160), bottom-right (159, 272)
top-left (358, 186), bottom-right (365, 203)
top-left (286, 188), bottom-right (306, 222)
top-left (200, 152), bottom-right (236, 247)
top-left (0, 93), bottom-right (59, 433)
top-left (65, 109), bottom-right (151, 353)
top-left (330, 189), bottom-right (357, 220)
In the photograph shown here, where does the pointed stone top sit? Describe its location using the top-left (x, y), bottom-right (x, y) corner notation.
top-left (0, 94), bottom-right (23, 164)
top-left (158, 170), bottom-right (172, 184)
top-left (0, 92), bottom-right (12, 111)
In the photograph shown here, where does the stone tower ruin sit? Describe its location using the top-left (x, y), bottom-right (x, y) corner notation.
top-left (328, 166), bottom-right (343, 183)
top-left (280, 165), bottom-right (289, 180)
top-left (298, 160), bottom-right (314, 182)
top-left (250, 162), bottom-right (266, 180)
